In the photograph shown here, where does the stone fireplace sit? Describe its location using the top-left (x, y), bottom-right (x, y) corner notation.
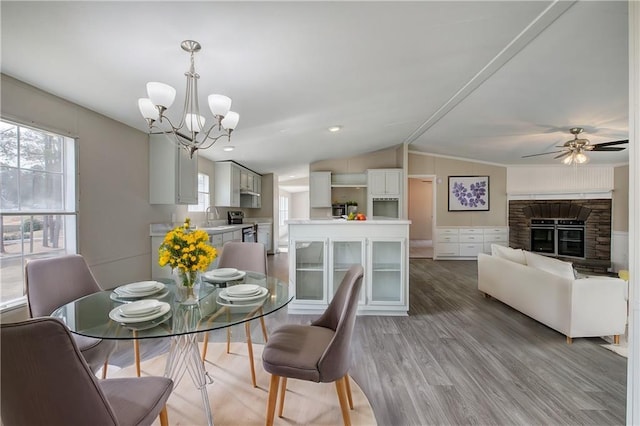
top-left (508, 199), bottom-right (612, 274)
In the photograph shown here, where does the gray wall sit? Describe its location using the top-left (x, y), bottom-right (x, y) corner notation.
top-left (0, 74), bottom-right (175, 320)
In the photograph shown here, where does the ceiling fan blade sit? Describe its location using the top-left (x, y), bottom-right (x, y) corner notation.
top-left (521, 150), bottom-right (566, 158)
top-left (591, 146), bottom-right (627, 152)
top-left (592, 139), bottom-right (629, 147)
top-left (553, 152), bottom-right (571, 160)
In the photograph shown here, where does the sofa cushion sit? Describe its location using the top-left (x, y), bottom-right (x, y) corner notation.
top-left (491, 244), bottom-right (526, 265)
top-left (523, 251), bottom-right (574, 280)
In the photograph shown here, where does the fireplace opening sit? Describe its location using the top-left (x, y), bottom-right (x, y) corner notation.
top-left (530, 219), bottom-right (585, 259)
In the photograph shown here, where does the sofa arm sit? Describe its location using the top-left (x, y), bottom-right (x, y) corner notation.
top-left (570, 277), bottom-right (627, 337)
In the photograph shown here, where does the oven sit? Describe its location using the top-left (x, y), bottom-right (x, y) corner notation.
top-left (530, 219), bottom-right (556, 255)
top-left (530, 219), bottom-right (585, 259)
top-left (556, 220), bottom-right (585, 258)
top-left (242, 225), bottom-right (256, 243)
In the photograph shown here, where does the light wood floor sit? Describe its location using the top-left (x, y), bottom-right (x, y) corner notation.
top-left (112, 254), bottom-right (627, 425)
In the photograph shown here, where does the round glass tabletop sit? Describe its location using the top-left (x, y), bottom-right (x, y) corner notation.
top-left (51, 272), bottom-right (291, 340)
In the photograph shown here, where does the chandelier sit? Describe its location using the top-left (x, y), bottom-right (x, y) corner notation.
top-left (137, 40), bottom-right (239, 158)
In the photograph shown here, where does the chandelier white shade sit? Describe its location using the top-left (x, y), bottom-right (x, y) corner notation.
top-left (138, 40), bottom-right (239, 157)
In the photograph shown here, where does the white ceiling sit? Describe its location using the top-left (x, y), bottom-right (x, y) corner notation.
top-left (0, 1), bottom-right (629, 187)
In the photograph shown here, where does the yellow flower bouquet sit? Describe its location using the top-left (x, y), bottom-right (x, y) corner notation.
top-left (158, 218), bottom-right (217, 288)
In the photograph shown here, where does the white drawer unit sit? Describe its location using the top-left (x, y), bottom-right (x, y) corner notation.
top-left (459, 234), bottom-right (483, 243)
top-left (434, 226), bottom-right (509, 259)
top-left (459, 243), bottom-right (484, 257)
top-left (436, 228), bottom-right (459, 243)
top-left (435, 243), bottom-right (459, 257)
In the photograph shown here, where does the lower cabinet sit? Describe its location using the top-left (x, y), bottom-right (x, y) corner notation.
top-left (434, 227), bottom-right (508, 259)
top-left (288, 221), bottom-right (409, 315)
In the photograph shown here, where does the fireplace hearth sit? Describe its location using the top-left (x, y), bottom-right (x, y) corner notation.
top-left (509, 200), bottom-right (612, 274)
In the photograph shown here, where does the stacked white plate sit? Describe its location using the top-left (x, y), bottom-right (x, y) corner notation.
top-left (113, 281), bottom-right (166, 299)
top-left (109, 300), bottom-right (171, 324)
top-left (203, 268), bottom-right (247, 283)
top-left (218, 284), bottom-right (268, 307)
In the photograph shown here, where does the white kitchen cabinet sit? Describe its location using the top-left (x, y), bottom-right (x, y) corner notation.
top-left (368, 238), bottom-right (405, 306)
top-left (309, 171), bottom-right (332, 208)
top-left (288, 220), bottom-right (409, 315)
top-left (330, 239), bottom-right (366, 304)
top-left (291, 239), bottom-right (328, 304)
top-left (367, 169), bottom-right (402, 197)
top-left (434, 226), bottom-right (509, 259)
top-left (216, 161), bottom-right (262, 208)
top-left (149, 134), bottom-right (198, 204)
top-left (214, 161), bottom-right (241, 207)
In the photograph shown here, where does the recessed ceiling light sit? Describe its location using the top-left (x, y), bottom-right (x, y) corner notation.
top-left (289, 175), bottom-right (296, 178)
top-left (223, 146), bottom-right (235, 152)
top-left (328, 125), bottom-right (342, 132)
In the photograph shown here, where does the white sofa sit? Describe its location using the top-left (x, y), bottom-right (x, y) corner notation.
top-left (478, 244), bottom-right (627, 343)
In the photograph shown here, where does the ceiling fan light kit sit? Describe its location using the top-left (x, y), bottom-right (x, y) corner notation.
top-left (522, 127), bottom-right (628, 165)
top-left (137, 40), bottom-right (239, 158)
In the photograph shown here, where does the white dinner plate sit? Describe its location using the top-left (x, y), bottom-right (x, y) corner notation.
top-left (211, 268), bottom-right (238, 277)
top-left (202, 270), bottom-right (246, 283)
top-left (109, 302), bottom-right (171, 324)
top-left (122, 281), bottom-right (159, 292)
top-left (225, 284), bottom-right (261, 296)
top-left (118, 299), bottom-right (163, 317)
top-left (114, 282), bottom-right (165, 298)
top-left (219, 286), bottom-right (268, 302)
top-left (110, 289), bottom-right (169, 303)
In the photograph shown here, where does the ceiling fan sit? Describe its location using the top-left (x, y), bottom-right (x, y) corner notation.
top-left (522, 127), bottom-right (629, 165)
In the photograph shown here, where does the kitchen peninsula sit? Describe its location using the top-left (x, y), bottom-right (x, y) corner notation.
top-left (287, 218), bottom-right (410, 315)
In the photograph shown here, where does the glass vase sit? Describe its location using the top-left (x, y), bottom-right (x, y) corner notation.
top-left (173, 269), bottom-right (201, 302)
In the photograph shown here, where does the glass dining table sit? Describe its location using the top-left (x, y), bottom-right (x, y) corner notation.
top-left (51, 271), bottom-right (292, 426)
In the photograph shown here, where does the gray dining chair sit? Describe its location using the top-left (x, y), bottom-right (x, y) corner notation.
top-left (201, 241), bottom-right (269, 387)
top-left (1, 317), bottom-right (173, 426)
top-left (25, 254), bottom-right (118, 378)
top-left (262, 264), bottom-right (364, 426)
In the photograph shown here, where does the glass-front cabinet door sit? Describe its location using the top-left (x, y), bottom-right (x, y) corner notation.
top-left (329, 239), bottom-right (366, 304)
top-left (367, 238), bottom-right (405, 305)
top-left (291, 239), bottom-right (327, 304)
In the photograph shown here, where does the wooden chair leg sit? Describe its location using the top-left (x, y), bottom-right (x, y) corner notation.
top-left (335, 377), bottom-right (352, 426)
top-left (344, 375), bottom-right (354, 409)
top-left (159, 405), bottom-right (169, 426)
top-left (133, 339), bottom-right (141, 377)
top-left (202, 332), bottom-right (209, 361)
top-left (101, 359), bottom-right (109, 379)
top-left (245, 321), bottom-right (257, 387)
top-left (226, 310), bottom-right (231, 354)
top-left (566, 336), bottom-right (572, 344)
top-left (614, 334), bottom-right (620, 345)
top-left (277, 377), bottom-right (288, 417)
top-left (266, 375), bottom-right (280, 426)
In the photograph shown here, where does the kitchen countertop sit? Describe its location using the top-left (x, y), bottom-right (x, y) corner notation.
top-left (287, 218), bottom-right (411, 225)
top-left (149, 223), bottom-right (254, 237)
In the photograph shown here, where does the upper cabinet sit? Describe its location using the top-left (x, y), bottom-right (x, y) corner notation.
top-left (309, 171), bottom-right (332, 207)
top-left (214, 161), bottom-right (261, 208)
top-left (149, 134), bottom-right (198, 205)
top-left (367, 169), bottom-right (402, 198)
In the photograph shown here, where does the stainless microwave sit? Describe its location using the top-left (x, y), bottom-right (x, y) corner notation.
top-left (332, 203), bottom-right (346, 217)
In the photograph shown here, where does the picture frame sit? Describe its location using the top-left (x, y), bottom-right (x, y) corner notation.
top-left (448, 176), bottom-right (490, 211)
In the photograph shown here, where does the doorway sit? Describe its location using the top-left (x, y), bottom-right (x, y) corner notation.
top-left (408, 176), bottom-right (435, 258)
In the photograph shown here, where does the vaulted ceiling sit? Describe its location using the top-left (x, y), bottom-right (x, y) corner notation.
top-left (0, 1), bottom-right (629, 183)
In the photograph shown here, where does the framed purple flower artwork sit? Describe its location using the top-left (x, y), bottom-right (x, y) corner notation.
top-left (448, 176), bottom-right (490, 211)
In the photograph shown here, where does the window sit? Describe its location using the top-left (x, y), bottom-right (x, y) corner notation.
top-left (188, 173), bottom-right (210, 212)
top-left (0, 119), bottom-right (77, 309)
top-left (279, 196), bottom-right (289, 227)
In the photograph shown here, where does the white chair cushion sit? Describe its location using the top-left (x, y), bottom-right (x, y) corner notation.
top-left (491, 244), bottom-right (526, 265)
top-left (523, 251), bottom-right (574, 280)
